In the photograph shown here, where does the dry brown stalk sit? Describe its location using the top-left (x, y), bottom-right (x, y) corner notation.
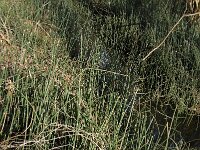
top-left (142, 11), bottom-right (200, 61)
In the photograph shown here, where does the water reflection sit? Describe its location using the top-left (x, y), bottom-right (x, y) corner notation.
top-left (99, 48), bottom-right (111, 70)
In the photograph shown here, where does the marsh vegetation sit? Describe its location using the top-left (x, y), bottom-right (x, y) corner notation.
top-left (0, 0), bottom-right (200, 149)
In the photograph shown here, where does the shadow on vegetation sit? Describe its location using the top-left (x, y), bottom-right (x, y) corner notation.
top-left (1, 0), bottom-right (200, 149)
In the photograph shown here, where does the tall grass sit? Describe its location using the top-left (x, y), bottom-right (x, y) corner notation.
top-left (0, 0), bottom-right (200, 149)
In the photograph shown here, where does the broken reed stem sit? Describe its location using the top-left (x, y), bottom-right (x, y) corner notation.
top-left (142, 11), bottom-right (200, 61)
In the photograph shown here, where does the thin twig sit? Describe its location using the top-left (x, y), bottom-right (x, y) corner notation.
top-left (142, 11), bottom-right (200, 61)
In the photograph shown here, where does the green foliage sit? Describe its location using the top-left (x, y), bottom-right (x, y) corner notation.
top-left (0, 0), bottom-right (200, 149)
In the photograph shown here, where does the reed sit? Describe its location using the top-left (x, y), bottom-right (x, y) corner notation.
top-left (0, 0), bottom-right (200, 149)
